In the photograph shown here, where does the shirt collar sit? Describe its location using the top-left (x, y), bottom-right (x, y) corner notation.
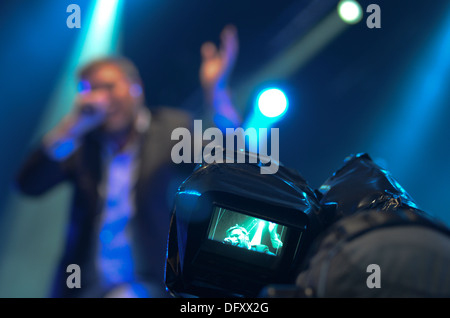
top-left (102, 106), bottom-right (152, 157)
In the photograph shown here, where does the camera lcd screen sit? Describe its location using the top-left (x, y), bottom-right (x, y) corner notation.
top-left (207, 205), bottom-right (288, 256)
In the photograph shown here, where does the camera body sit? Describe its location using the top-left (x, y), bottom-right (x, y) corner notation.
top-left (165, 153), bottom-right (326, 297)
top-left (165, 152), bottom-right (450, 298)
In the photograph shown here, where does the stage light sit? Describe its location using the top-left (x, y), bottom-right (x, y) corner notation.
top-left (0, 1), bottom-right (126, 295)
top-left (369, 3), bottom-right (450, 180)
top-left (233, 6), bottom-right (351, 113)
top-left (35, 0), bottom-right (124, 136)
top-left (250, 221), bottom-right (266, 246)
top-left (338, 0), bottom-right (363, 24)
top-left (243, 87), bottom-right (289, 136)
top-left (257, 88), bottom-right (289, 119)
top-left (242, 87), bottom-right (288, 152)
top-left (81, 0), bottom-right (123, 63)
top-left (96, 0), bottom-right (122, 28)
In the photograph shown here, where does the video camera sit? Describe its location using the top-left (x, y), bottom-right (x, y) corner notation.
top-left (165, 150), bottom-right (450, 298)
top-left (164, 150), bottom-right (329, 297)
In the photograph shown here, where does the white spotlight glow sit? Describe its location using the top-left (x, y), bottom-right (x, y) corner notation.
top-left (338, 0), bottom-right (363, 24)
top-left (257, 88), bottom-right (288, 118)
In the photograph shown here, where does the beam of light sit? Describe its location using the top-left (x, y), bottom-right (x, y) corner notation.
top-left (80, 0), bottom-right (124, 64)
top-left (35, 0), bottom-right (124, 141)
top-left (369, 4), bottom-right (450, 179)
top-left (235, 8), bottom-right (350, 119)
top-left (250, 220), bottom-right (266, 246)
top-left (240, 8), bottom-right (350, 152)
top-left (0, 1), bottom-right (125, 297)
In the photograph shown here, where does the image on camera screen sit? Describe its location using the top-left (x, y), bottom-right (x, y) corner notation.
top-left (207, 206), bottom-right (288, 256)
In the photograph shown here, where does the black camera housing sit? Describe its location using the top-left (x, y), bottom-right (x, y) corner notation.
top-left (165, 152), bottom-right (450, 298)
top-left (165, 157), bottom-right (326, 297)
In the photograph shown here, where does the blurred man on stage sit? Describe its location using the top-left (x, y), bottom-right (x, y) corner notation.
top-left (16, 26), bottom-right (241, 298)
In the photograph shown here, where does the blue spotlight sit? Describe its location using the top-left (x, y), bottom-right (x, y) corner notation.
top-left (242, 87), bottom-right (289, 151)
top-left (257, 88), bottom-right (289, 119)
top-left (243, 87), bottom-right (290, 133)
top-left (35, 0), bottom-right (124, 136)
top-left (338, 0), bottom-right (363, 25)
top-left (369, 2), bottom-right (450, 179)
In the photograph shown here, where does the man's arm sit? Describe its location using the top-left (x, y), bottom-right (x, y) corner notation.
top-left (15, 145), bottom-right (74, 196)
top-left (16, 90), bottom-right (109, 196)
top-left (199, 25), bottom-right (242, 131)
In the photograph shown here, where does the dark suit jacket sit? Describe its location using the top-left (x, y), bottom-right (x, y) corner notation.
top-left (16, 107), bottom-right (194, 297)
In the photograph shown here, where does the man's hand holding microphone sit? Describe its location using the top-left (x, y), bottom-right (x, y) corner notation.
top-left (43, 89), bottom-right (110, 160)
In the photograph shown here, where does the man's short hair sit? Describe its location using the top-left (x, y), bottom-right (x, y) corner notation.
top-left (226, 225), bottom-right (249, 237)
top-left (77, 56), bottom-right (142, 84)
